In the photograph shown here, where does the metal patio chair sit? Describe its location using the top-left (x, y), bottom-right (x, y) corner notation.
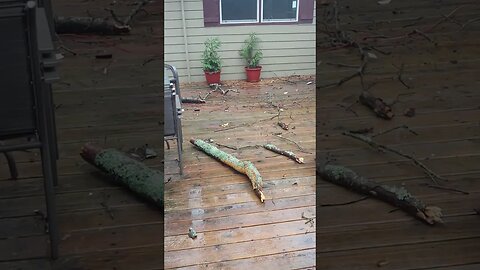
top-left (164, 64), bottom-right (184, 175)
top-left (0, 0), bottom-right (59, 259)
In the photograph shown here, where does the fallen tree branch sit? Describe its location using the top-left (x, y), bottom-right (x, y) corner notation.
top-left (337, 103), bottom-right (359, 116)
top-left (80, 143), bottom-right (163, 208)
top-left (263, 144), bottom-right (304, 164)
top-left (343, 131), bottom-right (447, 184)
top-left (426, 5), bottom-right (463, 32)
top-left (320, 61), bottom-right (367, 89)
top-left (190, 139), bottom-right (265, 202)
top-left (181, 97), bottom-right (206, 104)
top-left (55, 16), bottom-right (130, 35)
top-left (321, 196), bottom-right (369, 207)
top-left (359, 91), bottom-right (394, 119)
top-left (318, 164), bottom-right (443, 225)
top-left (301, 212), bottom-right (315, 227)
top-left (393, 63), bottom-right (412, 89)
top-left (372, 125), bottom-right (418, 138)
top-left (422, 183), bottom-right (469, 195)
top-left (123, 0), bottom-right (150, 26)
top-left (349, 127), bottom-right (374, 134)
top-left (274, 134), bottom-right (312, 154)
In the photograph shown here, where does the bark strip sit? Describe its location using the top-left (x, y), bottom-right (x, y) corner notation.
top-left (80, 143), bottom-right (163, 208)
top-left (263, 144), bottom-right (304, 164)
top-left (359, 91), bottom-right (394, 119)
top-left (190, 139), bottom-right (265, 202)
top-left (318, 164), bottom-right (443, 225)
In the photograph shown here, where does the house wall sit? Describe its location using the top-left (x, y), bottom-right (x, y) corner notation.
top-left (164, 0), bottom-right (316, 83)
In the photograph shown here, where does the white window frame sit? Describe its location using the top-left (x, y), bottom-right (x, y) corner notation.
top-left (219, 0), bottom-right (260, 24)
top-left (261, 0), bottom-right (299, 23)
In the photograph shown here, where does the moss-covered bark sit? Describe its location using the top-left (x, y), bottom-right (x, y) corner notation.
top-left (55, 17), bottom-right (130, 35)
top-left (190, 139), bottom-right (265, 202)
top-left (318, 164), bottom-right (443, 225)
top-left (81, 144), bottom-right (163, 208)
top-left (263, 144), bottom-right (304, 164)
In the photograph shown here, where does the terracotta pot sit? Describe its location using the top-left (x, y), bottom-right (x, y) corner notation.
top-left (245, 66), bottom-right (262, 82)
top-left (204, 70), bottom-right (221, 84)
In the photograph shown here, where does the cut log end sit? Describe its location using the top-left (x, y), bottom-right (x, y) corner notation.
top-left (255, 189), bottom-right (266, 203)
top-left (359, 91), bottom-right (394, 120)
top-left (419, 206), bottom-right (444, 225)
top-left (80, 143), bottom-right (103, 164)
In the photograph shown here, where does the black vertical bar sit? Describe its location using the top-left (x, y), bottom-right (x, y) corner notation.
top-left (25, 0), bottom-right (59, 259)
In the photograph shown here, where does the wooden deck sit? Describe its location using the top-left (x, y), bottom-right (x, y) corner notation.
top-left (317, 0), bottom-right (480, 269)
top-left (163, 78), bottom-right (316, 269)
top-left (0, 0), bottom-right (164, 269)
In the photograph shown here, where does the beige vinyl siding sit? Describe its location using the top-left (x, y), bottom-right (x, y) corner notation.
top-left (164, 0), bottom-right (316, 83)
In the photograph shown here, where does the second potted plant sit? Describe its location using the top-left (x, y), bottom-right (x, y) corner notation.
top-left (201, 37), bottom-right (222, 84)
top-left (240, 33), bottom-right (263, 82)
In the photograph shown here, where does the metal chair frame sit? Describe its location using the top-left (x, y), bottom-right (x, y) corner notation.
top-left (0, 0), bottom-right (59, 259)
top-left (164, 64), bottom-right (184, 175)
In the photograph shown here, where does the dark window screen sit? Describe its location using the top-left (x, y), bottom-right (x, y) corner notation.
top-left (263, 0), bottom-right (297, 21)
top-left (221, 0), bottom-right (257, 22)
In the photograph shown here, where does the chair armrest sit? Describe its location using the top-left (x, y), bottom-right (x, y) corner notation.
top-left (175, 94), bottom-right (183, 116)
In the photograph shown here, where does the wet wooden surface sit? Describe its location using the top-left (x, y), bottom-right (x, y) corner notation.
top-left (0, 0), bottom-right (163, 269)
top-left (317, 0), bottom-right (480, 269)
top-left (163, 77), bottom-right (316, 269)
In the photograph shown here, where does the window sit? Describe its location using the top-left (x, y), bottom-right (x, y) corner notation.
top-left (220, 0), bottom-right (259, 24)
top-left (262, 0), bottom-right (298, 22)
top-left (203, 0), bottom-right (314, 27)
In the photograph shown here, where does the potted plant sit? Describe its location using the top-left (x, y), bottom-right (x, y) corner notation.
top-left (240, 33), bottom-right (263, 82)
top-left (201, 37), bottom-right (222, 84)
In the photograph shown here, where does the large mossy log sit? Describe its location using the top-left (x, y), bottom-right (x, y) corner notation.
top-left (80, 143), bottom-right (163, 208)
top-left (318, 164), bottom-right (443, 225)
top-left (190, 139), bottom-right (265, 202)
top-left (55, 17), bottom-right (131, 35)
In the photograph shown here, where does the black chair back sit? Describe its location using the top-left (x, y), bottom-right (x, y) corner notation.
top-left (0, 2), bottom-right (38, 138)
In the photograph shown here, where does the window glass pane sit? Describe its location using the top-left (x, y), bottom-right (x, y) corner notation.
top-left (263, 0), bottom-right (297, 21)
top-left (221, 0), bottom-right (257, 22)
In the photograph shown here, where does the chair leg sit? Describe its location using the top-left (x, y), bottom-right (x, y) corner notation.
top-left (40, 145), bottom-right (59, 259)
top-left (178, 119), bottom-right (183, 152)
top-left (177, 136), bottom-right (183, 175)
top-left (3, 152), bottom-right (18, 180)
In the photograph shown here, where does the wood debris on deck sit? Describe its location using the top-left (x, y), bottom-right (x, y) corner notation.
top-left (164, 75), bottom-right (316, 269)
top-left (317, 0), bottom-right (480, 269)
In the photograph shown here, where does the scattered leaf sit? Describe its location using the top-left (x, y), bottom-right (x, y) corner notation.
top-left (367, 52), bottom-right (378, 59)
top-left (377, 259), bottom-right (389, 267)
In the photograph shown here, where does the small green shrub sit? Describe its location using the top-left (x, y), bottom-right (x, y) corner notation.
top-left (240, 33), bottom-right (263, 68)
top-left (201, 37), bottom-right (222, 72)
